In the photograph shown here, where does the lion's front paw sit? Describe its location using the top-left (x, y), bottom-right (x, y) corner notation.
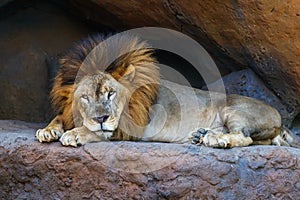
top-left (59, 126), bottom-right (102, 147)
top-left (36, 126), bottom-right (64, 143)
top-left (203, 133), bottom-right (230, 148)
top-left (60, 129), bottom-right (81, 147)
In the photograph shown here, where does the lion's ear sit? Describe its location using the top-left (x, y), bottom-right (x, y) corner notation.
top-left (122, 64), bottom-right (136, 82)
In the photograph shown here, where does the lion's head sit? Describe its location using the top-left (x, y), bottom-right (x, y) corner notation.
top-left (51, 33), bottom-right (160, 140)
top-left (73, 71), bottom-right (131, 133)
top-left (73, 62), bottom-right (159, 140)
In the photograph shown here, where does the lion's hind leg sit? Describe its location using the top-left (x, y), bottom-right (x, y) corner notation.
top-left (36, 115), bottom-right (64, 142)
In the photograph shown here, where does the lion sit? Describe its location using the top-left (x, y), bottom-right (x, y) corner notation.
top-left (36, 33), bottom-right (300, 148)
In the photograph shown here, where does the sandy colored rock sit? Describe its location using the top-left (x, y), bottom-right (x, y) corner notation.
top-left (1, 120), bottom-right (300, 199)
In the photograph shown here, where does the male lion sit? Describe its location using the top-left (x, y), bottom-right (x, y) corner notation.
top-left (36, 34), bottom-right (300, 148)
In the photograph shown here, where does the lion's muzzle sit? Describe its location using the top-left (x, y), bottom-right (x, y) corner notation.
top-left (89, 115), bottom-right (117, 132)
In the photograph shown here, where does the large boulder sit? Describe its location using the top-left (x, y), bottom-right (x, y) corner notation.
top-left (1, 120), bottom-right (300, 199)
top-left (56, 0), bottom-right (300, 123)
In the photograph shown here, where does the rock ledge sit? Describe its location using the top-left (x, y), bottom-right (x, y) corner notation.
top-left (1, 120), bottom-right (300, 199)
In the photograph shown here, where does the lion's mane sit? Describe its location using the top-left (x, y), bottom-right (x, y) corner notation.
top-left (50, 33), bottom-right (160, 140)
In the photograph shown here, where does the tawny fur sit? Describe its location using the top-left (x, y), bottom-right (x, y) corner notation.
top-left (37, 34), bottom-right (300, 148)
top-left (50, 34), bottom-right (160, 140)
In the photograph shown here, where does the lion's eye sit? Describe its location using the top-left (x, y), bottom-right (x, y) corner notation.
top-left (282, 133), bottom-right (286, 140)
top-left (107, 90), bottom-right (115, 100)
top-left (81, 95), bottom-right (89, 102)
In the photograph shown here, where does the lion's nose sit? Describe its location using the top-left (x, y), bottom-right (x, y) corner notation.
top-left (93, 115), bottom-right (109, 123)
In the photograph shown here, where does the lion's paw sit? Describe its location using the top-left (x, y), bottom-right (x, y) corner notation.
top-left (203, 133), bottom-right (230, 148)
top-left (189, 128), bottom-right (208, 145)
top-left (36, 126), bottom-right (63, 143)
top-left (59, 129), bottom-right (81, 147)
top-left (60, 127), bottom-right (104, 147)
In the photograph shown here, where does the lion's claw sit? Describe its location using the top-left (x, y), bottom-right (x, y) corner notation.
top-left (36, 127), bottom-right (63, 143)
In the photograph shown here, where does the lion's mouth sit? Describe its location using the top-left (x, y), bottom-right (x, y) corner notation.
top-left (84, 118), bottom-right (117, 132)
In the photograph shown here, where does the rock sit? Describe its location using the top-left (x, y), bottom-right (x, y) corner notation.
top-left (55, 0), bottom-right (300, 122)
top-left (1, 120), bottom-right (300, 199)
top-left (0, 1), bottom-right (99, 122)
top-left (204, 69), bottom-right (290, 126)
top-left (292, 115), bottom-right (300, 136)
top-left (1, 1), bottom-right (299, 130)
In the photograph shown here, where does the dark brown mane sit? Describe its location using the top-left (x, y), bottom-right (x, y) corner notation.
top-left (50, 33), bottom-right (160, 139)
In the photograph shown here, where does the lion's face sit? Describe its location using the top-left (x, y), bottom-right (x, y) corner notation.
top-left (73, 73), bottom-right (130, 132)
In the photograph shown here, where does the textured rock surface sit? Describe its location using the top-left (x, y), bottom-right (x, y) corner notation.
top-left (56, 0), bottom-right (300, 123)
top-left (1, 120), bottom-right (300, 199)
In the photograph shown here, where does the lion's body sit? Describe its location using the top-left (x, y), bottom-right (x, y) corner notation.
top-left (36, 34), bottom-right (300, 148)
top-left (142, 81), bottom-right (282, 146)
